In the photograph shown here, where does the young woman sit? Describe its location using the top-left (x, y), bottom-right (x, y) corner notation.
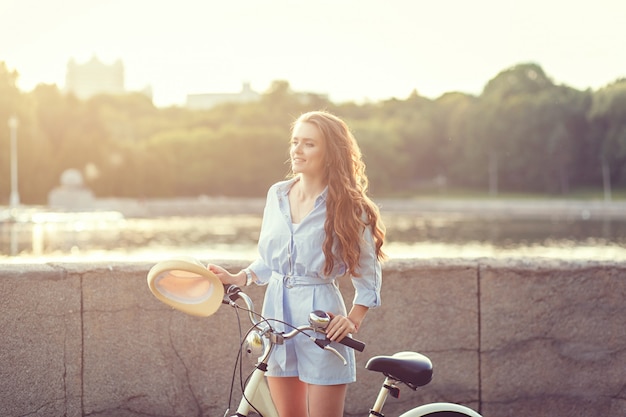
top-left (209, 110), bottom-right (386, 417)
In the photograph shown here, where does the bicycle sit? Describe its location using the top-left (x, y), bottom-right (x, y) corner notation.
top-left (147, 257), bottom-right (484, 417)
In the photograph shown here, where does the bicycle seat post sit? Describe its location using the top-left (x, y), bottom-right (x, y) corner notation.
top-left (369, 376), bottom-right (396, 417)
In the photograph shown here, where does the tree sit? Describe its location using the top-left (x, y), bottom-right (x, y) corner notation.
top-left (475, 63), bottom-right (589, 194)
top-left (588, 79), bottom-right (626, 200)
top-left (349, 117), bottom-right (410, 194)
top-left (30, 84), bottom-right (112, 201)
top-left (432, 92), bottom-right (478, 189)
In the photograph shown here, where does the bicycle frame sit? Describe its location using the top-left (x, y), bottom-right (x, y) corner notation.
top-left (227, 290), bottom-right (278, 417)
top-left (236, 365), bottom-right (277, 417)
top-left (147, 258), bottom-right (483, 417)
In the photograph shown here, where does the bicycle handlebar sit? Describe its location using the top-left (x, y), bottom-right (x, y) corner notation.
top-left (222, 284), bottom-right (366, 352)
top-left (337, 334), bottom-right (366, 352)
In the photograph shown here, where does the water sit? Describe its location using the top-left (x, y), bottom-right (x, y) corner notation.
top-left (382, 213), bottom-right (626, 260)
top-left (2, 209), bottom-right (626, 263)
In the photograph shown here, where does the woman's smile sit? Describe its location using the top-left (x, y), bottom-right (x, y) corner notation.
top-left (290, 121), bottom-right (326, 176)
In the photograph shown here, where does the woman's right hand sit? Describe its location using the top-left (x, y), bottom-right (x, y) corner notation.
top-left (207, 264), bottom-right (246, 286)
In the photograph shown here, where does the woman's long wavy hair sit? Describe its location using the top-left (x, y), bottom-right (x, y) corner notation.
top-left (290, 111), bottom-right (386, 277)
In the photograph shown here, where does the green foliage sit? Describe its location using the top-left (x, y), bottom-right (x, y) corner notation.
top-left (472, 64), bottom-right (595, 194)
top-left (586, 79), bottom-right (626, 184)
top-left (1, 60), bottom-right (626, 203)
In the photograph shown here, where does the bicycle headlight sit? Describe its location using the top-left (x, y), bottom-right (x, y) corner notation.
top-left (244, 330), bottom-right (266, 359)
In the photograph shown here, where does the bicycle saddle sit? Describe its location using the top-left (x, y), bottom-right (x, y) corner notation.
top-left (365, 351), bottom-right (433, 389)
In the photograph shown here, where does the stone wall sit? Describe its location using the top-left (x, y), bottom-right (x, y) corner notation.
top-left (0, 259), bottom-right (624, 417)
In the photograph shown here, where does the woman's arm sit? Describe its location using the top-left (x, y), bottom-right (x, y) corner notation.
top-left (207, 264), bottom-right (247, 286)
top-left (325, 304), bottom-right (368, 342)
top-left (347, 304), bottom-right (369, 333)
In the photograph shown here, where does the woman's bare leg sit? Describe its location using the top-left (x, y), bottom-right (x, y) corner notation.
top-left (267, 376), bottom-right (308, 416)
top-left (308, 383), bottom-right (347, 417)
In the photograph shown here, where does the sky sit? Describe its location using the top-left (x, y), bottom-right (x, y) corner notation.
top-left (1, 0), bottom-right (625, 107)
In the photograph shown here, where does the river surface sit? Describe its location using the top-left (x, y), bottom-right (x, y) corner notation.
top-left (2, 204), bottom-right (626, 263)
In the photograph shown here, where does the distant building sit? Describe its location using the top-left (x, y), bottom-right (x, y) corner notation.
top-left (65, 56), bottom-right (125, 100)
top-left (65, 56), bottom-right (153, 102)
top-left (186, 82), bottom-right (260, 110)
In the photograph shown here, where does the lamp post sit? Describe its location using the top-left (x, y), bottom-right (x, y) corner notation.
top-left (8, 115), bottom-right (20, 207)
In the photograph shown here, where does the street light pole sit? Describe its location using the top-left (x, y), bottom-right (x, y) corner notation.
top-left (8, 115), bottom-right (20, 207)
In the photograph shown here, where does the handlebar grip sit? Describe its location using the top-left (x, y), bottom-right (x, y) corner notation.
top-left (222, 284), bottom-right (241, 304)
top-left (339, 335), bottom-right (365, 352)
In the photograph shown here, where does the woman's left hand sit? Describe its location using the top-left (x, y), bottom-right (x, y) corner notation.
top-left (325, 312), bottom-right (358, 342)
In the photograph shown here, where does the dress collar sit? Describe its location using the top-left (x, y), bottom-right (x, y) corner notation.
top-left (276, 177), bottom-right (328, 203)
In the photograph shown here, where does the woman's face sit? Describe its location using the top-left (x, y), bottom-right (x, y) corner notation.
top-left (290, 121), bottom-right (327, 177)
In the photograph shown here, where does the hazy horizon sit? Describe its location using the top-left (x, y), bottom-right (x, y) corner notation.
top-left (2, 0), bottom-right (625, 107)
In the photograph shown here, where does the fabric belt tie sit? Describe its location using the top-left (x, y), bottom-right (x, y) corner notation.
top-left (271, 272), bottom-right (335, 288)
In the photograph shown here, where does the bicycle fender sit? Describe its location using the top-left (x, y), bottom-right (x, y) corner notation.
top-left (398, 402), bottom-right (483, 417)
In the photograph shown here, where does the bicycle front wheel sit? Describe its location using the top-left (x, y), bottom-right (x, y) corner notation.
top-left (398, 402), bottom-right (483, 417)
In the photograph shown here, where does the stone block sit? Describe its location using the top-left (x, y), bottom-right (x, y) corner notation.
top-left (0, 264), bottom-right (82, 417)
top-left (346, 259), bottom-right (480, 416)
top-left (80, 261), bottom-right (265, 417)
top-left (480, 260), bottom-right (626, 417)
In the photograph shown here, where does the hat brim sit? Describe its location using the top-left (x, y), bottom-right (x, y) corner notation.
top-left (147, 257), bottom-right (224, 317)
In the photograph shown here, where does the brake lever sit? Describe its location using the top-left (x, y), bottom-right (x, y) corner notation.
top-left (222, 284), bottom-right (241, 306)
top-left (310, 337), bottom-right (347, 366)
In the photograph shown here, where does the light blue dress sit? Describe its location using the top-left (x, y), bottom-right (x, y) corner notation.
top-left (247, 177), bottom-right (382, 385)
